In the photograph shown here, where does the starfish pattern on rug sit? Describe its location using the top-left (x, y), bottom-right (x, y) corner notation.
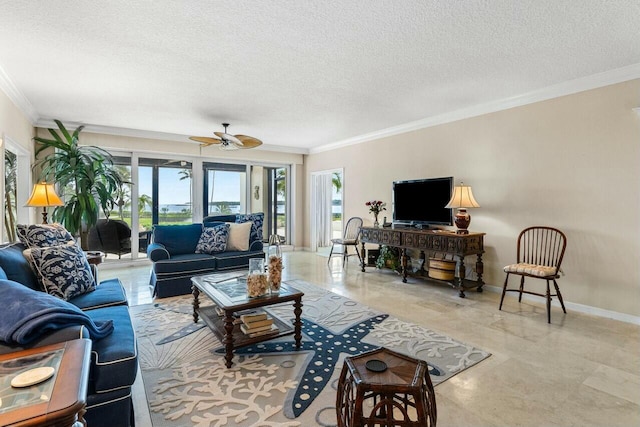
top-left (217, 315), bottom-right (388, 418)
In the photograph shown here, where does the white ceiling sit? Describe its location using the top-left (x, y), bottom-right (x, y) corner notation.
top-left (0, 1), bottom-right (639, 154)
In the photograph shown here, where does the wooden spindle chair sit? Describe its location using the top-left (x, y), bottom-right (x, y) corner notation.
top-left (499, 226), bottom-right (567, 323)
top-left (328, 217), bottom-right (363, 267)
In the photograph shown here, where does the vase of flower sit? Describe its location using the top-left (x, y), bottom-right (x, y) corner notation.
top-left (365, 200), bottom-right (386, 228)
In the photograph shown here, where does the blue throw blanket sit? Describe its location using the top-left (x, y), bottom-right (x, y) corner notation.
top-left (0, 279), bottom-right (113, 345)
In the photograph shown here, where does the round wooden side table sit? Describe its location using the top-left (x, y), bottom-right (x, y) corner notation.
top-left (336, 347), bottom-right (437, 427)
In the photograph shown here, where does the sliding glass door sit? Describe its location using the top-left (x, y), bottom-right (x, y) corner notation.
top-left (265, 167), bottom-right (287, 241)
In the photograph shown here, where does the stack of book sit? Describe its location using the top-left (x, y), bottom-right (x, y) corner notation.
top-left (240, 313), bottom-right (279, 337)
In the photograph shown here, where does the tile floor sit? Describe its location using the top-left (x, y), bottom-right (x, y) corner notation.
top-left (99, 251), bottom-right (640, 426)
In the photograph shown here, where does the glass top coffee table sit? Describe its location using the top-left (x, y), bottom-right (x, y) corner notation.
top-left (191, 272), bottom-right (304, 368)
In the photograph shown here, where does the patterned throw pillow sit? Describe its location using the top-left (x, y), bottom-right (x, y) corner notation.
top-left (236, 213), bottom-right (264, 244)
top-left (195, 224), bottom-right (229, 254)
top-left (23, 242), bottom-right (96, 300)
top-left (16, 223), bottom-right (75, 248)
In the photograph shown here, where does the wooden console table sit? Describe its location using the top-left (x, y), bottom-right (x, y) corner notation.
top-left (360, 226), bottom-right (485, 297)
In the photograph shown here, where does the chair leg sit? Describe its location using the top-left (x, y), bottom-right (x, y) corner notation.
top-left (343, 246), bottom-right (348, 266)
top-left (518, 276), bottom-right (525, 303)
top-left (354, 245), bottom-right (363, 266)
top-left (327, 243), bottom-right (335, 265)
top-left (499, 273), bottom-right (510, 310)
top-left (546, 280), bottom-right (552, 323)
top-left (554, 279), bottom-right (567, 313)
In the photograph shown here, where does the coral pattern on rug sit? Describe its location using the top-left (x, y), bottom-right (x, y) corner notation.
top-left (131, 279), bottom-right (490, 426)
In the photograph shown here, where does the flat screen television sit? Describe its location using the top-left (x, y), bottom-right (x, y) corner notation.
top-left (392, 177), bottom-right (453, 227)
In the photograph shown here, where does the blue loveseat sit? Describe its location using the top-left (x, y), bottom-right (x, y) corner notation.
top-left (148, 213), bottom-right (265, 298)
top-left (0, 242), bottom-right (138, 427)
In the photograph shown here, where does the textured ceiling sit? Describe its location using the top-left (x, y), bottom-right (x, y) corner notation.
top-left (0, 1), bottom-right (638, 153)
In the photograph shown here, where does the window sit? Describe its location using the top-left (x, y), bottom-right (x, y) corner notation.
top-left (203, 162), bottom-right (246, 216)
top-left (3, 149), bottom-right (17, 242)
top-left (2, 139), bottom-right (30, 243)
top-left (139, 158), bottom-right (193, 225)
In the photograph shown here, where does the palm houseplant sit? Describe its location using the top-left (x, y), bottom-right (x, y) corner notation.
top-left (33, 120), bottom-right (125, 247)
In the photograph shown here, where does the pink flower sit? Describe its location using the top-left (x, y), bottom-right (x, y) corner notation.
top-left (365, 200), bottom-right (386, 214)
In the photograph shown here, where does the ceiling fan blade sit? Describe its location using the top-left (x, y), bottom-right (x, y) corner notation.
top-left (235, 135), bottom-right (263, 148)
top-left (189, 136), bottom-right (222, 146)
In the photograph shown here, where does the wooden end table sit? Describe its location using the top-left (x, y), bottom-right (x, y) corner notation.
top-left (191, 273), bottom-right (304, 368)
top-left (0, 339), bottom-right (92, 427)
top-left (336, 347), bottom-right (437, 427)
top-left (84, 251), bottom-right (105, 266)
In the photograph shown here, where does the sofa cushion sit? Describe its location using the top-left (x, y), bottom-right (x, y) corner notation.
top-left (0, 243), bottom-right (41, 290)
top-left (84, 305), bottom-right (138, 393)
top-left (23, 242), bottom-right (97, 300)
top-left (153, 253), bottom-right (217, 276)
top-left (70, 278), bottom-right (128, 311)
top-left (226, 221), bottom-right (252, 251)
top-left (16, 223), bottom-right (75, 248)
top-left (152, 224), bottom-right (203, 256)
top-left (195, 223), bottom-right (229, 254)
top-left (152, 253), bottom-right (219, 298)
top-left (214, 250), bottom-right (265, 271)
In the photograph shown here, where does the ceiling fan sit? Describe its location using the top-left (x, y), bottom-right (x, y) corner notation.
top-left (189, 123), bottom-right (262, 150)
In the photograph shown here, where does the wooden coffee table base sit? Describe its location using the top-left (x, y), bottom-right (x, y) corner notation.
top-left (191, 277), bottom-right (304, 368)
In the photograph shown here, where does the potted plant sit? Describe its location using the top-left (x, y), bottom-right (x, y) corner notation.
top-left (375, 245), bottom-right (401, 271)
top-left (33, 120), bottom-right (125, 247)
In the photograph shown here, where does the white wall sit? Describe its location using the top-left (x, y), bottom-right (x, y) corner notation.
top-left (304, 80), bottom-right (640, 318)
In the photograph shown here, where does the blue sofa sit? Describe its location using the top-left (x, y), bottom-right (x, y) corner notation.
top-left (148, 214), bottom-right (265, 298)
top-left (0, 243), bottom-right (138, 427)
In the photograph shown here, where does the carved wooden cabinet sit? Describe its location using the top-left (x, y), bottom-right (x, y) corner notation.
top-left (360, 226), bottom-right (485, 297)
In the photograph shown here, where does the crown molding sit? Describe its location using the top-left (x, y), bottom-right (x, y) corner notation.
top-left (34, 120), bottom-right (309, 155)
top-left (0, 65), bottom-right (38, 124)
top-left (310, 63), bottom-right (640, 154)
top-left (11, 62), bottom-right (639, 156)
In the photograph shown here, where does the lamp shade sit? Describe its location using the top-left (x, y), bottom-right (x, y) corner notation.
top-left (445, 183), bottom-right (480, 209)
top-left (25, 182), bottom-right (64, 207)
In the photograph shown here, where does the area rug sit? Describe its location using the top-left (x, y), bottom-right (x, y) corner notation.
top-left (131, 279), bottom-right (490, 426)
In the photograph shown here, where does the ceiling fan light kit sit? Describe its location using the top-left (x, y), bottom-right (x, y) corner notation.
top-left (189, 123), bottom-right (262, 150)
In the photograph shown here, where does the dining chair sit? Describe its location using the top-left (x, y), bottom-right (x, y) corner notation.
top-left (327, 217), bottom-right (363, 267)
top-left (499, 226), bottom-right (567, 323)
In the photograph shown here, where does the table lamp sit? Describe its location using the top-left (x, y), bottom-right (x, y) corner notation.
top-left (445, 182), bottom-right (480, 234)
top-left (25, 182), bottom-right (64, 224)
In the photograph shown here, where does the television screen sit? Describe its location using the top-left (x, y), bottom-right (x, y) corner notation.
top-left (392, 177), bottom-right (453, 226)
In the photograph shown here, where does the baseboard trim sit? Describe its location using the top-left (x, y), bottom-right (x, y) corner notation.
top-left (484, 285), bottom-right (640, 326)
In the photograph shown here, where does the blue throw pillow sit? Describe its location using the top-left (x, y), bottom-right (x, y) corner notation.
top-left (195, 224), bottom-right (229, 254)
top-left (236, 213), bottom-right (264, 244)
top-left (23, 242), bottom-right (96, 301)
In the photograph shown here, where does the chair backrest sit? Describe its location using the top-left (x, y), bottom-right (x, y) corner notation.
top-left (343, 217), bottom-right (363, 241)
top-left (517, 226), bottom-right (567, 269)
top-left (88, 219), bottom-right (132, 254)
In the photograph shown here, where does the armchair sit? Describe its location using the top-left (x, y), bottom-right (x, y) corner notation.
top-left (88, 219), bottom-right (151, 258)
